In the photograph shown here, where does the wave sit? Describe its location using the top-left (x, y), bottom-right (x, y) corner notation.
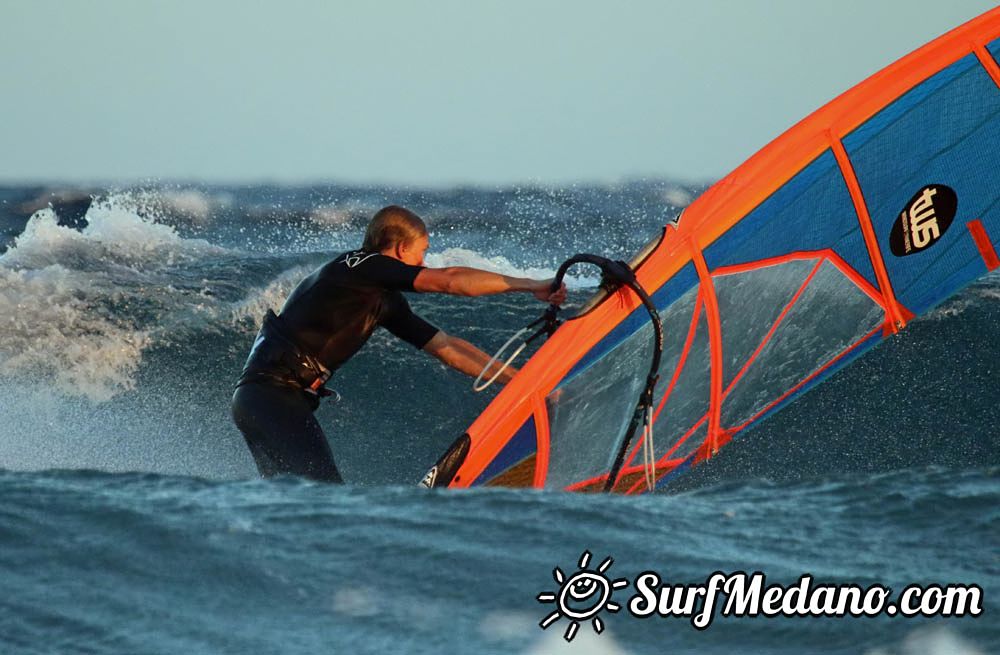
top-left (2, 194), bottom-right (219, 268)
top-left (228, 265), bottom-right (315, 325)
top-left (0, 195), bottom-right (230, 399)
top-left (308, 202), bottom-right (373, 228)
top-left (925, 272), bottom-right (1000, 320)
top-left (127, 187), bottom-right (222, 224)
top-left (0, 265), bottom-right (150, 400)
top-left (0, 465), bottom-right (992, 654)
top-left (0, 192), bottom-right (602, 400)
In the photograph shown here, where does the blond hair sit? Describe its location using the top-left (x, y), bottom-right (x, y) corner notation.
top-left (362, 206), bottom-right (427, 252)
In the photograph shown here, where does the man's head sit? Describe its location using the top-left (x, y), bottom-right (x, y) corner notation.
top-left (363, 205), bottom-right (429, 266)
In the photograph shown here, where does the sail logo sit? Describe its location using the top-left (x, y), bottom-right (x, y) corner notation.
top-left (889, 184), bottom-right (957, 257)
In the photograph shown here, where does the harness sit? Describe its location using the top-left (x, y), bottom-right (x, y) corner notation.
top-left (236, 310), bottom-right (335, 400)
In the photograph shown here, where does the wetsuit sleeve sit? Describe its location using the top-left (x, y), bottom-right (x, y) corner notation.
top-left (354, 254), bottom-right (425, 291)
top-left (381, 292), bottom-right (440, 349)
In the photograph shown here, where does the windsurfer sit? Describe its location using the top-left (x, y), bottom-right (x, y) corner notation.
top-left (231, 205), bottom-right (567, 482)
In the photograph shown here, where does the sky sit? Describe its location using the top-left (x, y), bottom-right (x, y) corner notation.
top-left (0, 0), bottom-right (996, 186)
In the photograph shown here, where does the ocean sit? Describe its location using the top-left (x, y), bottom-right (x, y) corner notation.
top-left (0, 183), bottom-right (996, 654)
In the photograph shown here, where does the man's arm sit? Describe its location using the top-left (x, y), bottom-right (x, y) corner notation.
top-left (414, 267), bottom-right (567, 304)
top-left (422, 331), bottom-right (517, 385)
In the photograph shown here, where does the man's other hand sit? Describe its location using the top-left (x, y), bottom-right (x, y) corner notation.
top-left (535, 280), bottom-right (567, 305)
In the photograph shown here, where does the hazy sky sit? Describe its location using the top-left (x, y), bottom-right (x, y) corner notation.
top-left (1, 1), bottom-right (995, 185)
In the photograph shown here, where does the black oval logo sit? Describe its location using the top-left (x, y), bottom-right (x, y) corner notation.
top-left (889, 184), bottom-right (957, 257)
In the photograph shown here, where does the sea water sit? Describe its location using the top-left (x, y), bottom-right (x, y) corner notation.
top-left (0, 183), bottom-right (995, 654)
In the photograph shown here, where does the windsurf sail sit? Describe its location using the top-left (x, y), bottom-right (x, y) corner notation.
top-left (422, 8), bottom-right (1000, 493)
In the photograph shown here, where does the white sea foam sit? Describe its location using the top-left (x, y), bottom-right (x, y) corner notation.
top-left (309, 206), bottom-right (353, 226)
top-left (157, 189), bottom-right (214, 222)
top-left (662, 185), bottom-right (693, 207)
top-left (229, 265), bottom-right (314, 325)
top-left (0, 194), bottom-right (223, 400)
top-left (3, 194), bottom-right (217, 270)
top-left (477, 610), bottom-right (536, 641)
top-left (122, 187), bottom-right (223, 224)
top-left (926, 275), bottom-right (1000, 320)
top-left (865, 626), bottom-right (985, 655)
top-left (0, 198), bottom-right (604, 401)
top-left (331, 586), bottom-right (379, 617)
top-left (521, 624), bottom-right (631, 654)
top-left (0, 265), bottom-right (150, 400)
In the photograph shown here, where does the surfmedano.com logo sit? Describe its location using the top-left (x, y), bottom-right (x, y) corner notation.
top-left (536, 551), bottom-right (630, 642)
top-left (536, 552), bottom-right (983, 641)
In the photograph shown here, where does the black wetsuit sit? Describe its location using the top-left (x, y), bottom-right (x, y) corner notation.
top-left (231, 250), bottom-right (439, 482)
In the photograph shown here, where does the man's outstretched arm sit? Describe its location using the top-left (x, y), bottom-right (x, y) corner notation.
top-left (422, 331), bottom-right (517, 385)
top-left (414, 267), bottom-right (567, 304)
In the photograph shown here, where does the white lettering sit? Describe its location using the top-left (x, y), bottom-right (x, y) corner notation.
top-left (761, 586), bottom-right (783, 615)
top-left (836, 586), bottom-right (862, 614)
top-left (659, 586), bottom-right (697, 616)
top-left (939, 586), bottom-right (983, 616)
top-left (723, 573), bottom-right (762, 615)
top-left (860, 586), bottom-right (891, 615)
top-left (781, 575), bottom-right (812, 615)
top-left (900, 586), bottom-right (923, 615)
top-left (922, 587), bottom-right (944, 614)
top-left (808, 586), bottom-right (838, 615)
top-left (628, 573), bottom-right (660, 617)
top-left (692, 573), bottom-right (726, 629)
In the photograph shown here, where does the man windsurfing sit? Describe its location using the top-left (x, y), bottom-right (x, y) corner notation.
top-left (231, 205), bottom-right (567, 482)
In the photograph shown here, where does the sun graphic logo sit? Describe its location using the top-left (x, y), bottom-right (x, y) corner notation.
top-left (536, 551), bottom-right (629, 642)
